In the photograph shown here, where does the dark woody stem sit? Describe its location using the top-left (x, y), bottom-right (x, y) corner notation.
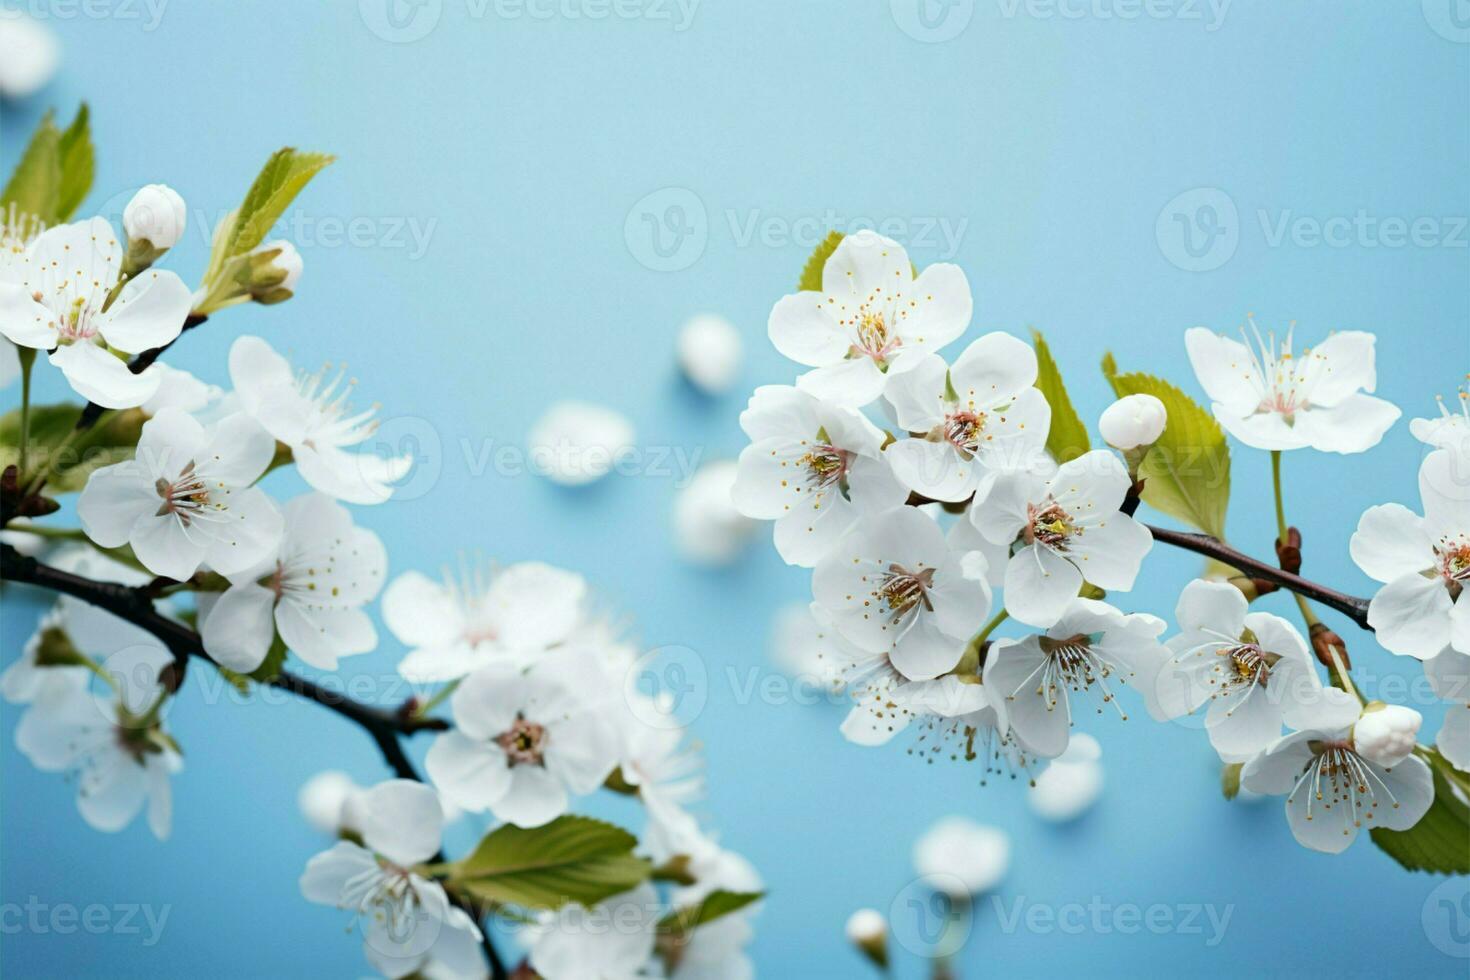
top-left (0, 544), bottom-right (509, 979)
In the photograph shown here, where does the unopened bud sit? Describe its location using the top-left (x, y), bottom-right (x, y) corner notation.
top-left (1099, 394), bottom-right (1167, 451)
top-left (124, 184), bottom-right (187, 251)
top-left (845, 908), bottom-right (888, 970)
top-left (251, 239), bottom-right (303, 293)
top-left (1353, 702), bottom-right (1422, 768)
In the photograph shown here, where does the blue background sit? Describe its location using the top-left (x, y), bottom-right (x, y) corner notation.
top-left (2, 1), bottom-right (1467, 976)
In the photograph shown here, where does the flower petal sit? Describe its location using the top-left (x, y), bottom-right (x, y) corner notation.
top-left (49, 342), bottom-right (161, 409)
top-left (1350, 503), bottom-right (1432, 583)
top-left (426, 731), bottom-right (513, 812)
top-left (200, 583), bottom-right (277, 673)
top-left (95, 268), bottom-right (191, 354)
top-left (359, 779), bottom-right (443, 865)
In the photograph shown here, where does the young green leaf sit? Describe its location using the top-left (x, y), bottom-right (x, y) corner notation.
top-left (657, 890), bottom-right (764, 941)
top-left (1, 113), bottom-right (61, 224)
top-left (450, 815), bottom-right (652, 910)
top-left (202, 148), bottom-right (334, 287)
top-left (1102, 354), bottom-right (1231, 539)
top-left (0, 403), bottom-right (145, 493)
top-left (1370, 755), bottom-right (1470, 874)
top-left (54, 104), bottom-right (95, 223)
top-left (797, 230), bottom-right (844, 292)
top-left (1031, 330), bottom-right (1089, 464)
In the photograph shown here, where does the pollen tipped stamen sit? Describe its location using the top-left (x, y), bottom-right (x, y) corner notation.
top-left (495, 715), bottom-right (548, 767)
top-left (1024, 500), bottom-right (1076, 550)
top-left (799, 445), bottom-right (851, 491)
top-left (943, 410), bottom-right (987, 455)
top-left (877, 564), bottom-right (936, 626)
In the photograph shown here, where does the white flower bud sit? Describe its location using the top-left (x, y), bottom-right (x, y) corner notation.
top-left (845, 909), bottom-right (888, 970)
top-left (673, 460), bottom-right (758, 565)
top-left (258, 239), bottom-right (303, 291)
top-left (677, 314), bottom-right (743, 395)
top-left (1353, 703), bottom-right (1422, 768)
top-left (1029, 733), bottom-right (1104, 822)
top-left (123, 184), bottom-right (187, 250)
top-left (0, 13), bottom-right (60, 99)
top-left (1098, 394), bottom-right (1167, 450)
top-left (297, 770), bottom-right (359, 834)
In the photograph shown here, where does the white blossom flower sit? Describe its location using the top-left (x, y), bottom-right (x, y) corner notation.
top-left (1028, 732), bottom-right (1104, 822)
top-left (527, 882), bottom-right (658, 980)
top-left (0, 217), bottom-right (193, 408)
top-left (613, 693), bottom-right (704, 862)
top-left (123, 185), bottom-right (187, 250)
top-left (1184, 320), bottom-right (1399, 453)
top-left (970, 450), bottom-right (1152, 628)
top-left (1352, 703), bottom-right (1422, 769)
top-left (298, 769), bottom-right (364, 835)
top-left (767, 231), bottom-right (971, 407)
top-left (229, 335), bottom-right (412, 504)
top-left (1350, 448), bottom-right (1470, 659)
top-left (1424, 648), bottom-right (1470, 772)
top-left (300, 780), bottom-right (482, 979)
top-left (677, 313), bottom-right (743, 396)
top-left (732, 384), bottom-right (907, 567)
top-left (1410, 383), bottom-right (1470, 456)
top-left (1241, 690), bottom-right (1433, 854)
top-left (15, 628), bottom-right (180, 840)
top-left (812, 506), bottom-right (991, 681)
top-left (0, 12), bottom-right (60, 99)
top-left (1098, 394), bottom-right (1167, 451)
top-left (667, 841), bottom-right (763, 980)
top-left (201, 493), bottom-right (387, 673)
top-left (881, 333), bottom-right (1052, 502)
top-left (1151, 579), bottom-right (1326, 762)
top-left (77, 408), bottom-right (284, 581)
top-left (912, 817), bottom-right (1009, 897)
top-left (426, 654), bottom-right (618, 827)
top-left (527, 400), bottom-right (636, 486)
top-left (384, 560), bottom-right (589, 682)
top-left (983, 598), bottom-right (1164, 758)
top-left (768, 602), bottom-right (846, 690)
top-left (673, 460), bottom-right (759, 566)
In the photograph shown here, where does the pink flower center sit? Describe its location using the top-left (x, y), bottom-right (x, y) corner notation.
top-left (495, 716), bottom-right (547, 767)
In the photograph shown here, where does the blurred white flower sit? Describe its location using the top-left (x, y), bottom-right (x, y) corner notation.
top-left (77, 409), bottom-right (284, 581)
top-left (673, 460), bottom-right (758, 566)
top-left (732, 384), bottom-right (907, 568)
top-left (1411, 384), bottom-right (1470, 456)
top-left (123, 184), bottom-right (187, 250)
top-left (202, 493), bottom-right (387, 673)
top-left (1425, 648), bottom-right (1470, 771)
top-left (1185, 320), bottom-right (1399, 453)
top-left (298, 770), bottom-right (363, 835)
top-left (528, 400), bottom-right (636, 486)
top-left (1350, 449), bottom-right (1470, 659)
top-left (384, 560), bottom-right (588, 682)
top-left (0, 12), bottom-right (60, 99)
top-left (767, 231), bottom-right (971, 407)
top-left (677, 313), bottom-right (742, 395)
top-left (1029, 733), bottom-right (1103, 822)
top-left (528, 883), bottom-right (658, 980)
top-left (768, 602), bottom-right (845, 689)
top-left (845, 908), bottom-right (888, 968)
top-left (0, 217), bottom-right (192, 408)
top-left (229, 335), bottom-right (412, 505)
top-left (1098, 394), bottom-right (1167, 451)
top-left (913, 817), bottom-right (1009, 897)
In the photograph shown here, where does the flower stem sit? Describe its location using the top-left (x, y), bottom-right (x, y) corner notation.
top-left (16, 347), bottom-right (35, 478)
top-left (1270, 450), bottom-right (1288, 545)
top-left (414, 677), bottom-right (461, 718)
top-left (973, 608), bottom-right (1009, 649)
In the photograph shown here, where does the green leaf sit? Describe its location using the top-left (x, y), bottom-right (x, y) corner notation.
top-left (1221, 762), bottom-right (1242, 801)
top-left (0, 403), bottom-right (146, 493)
top-left (1, 113), bottom-right (61, 224)
top-left (1031, 330), bottom-right (1089, 464)
top-left (1102, 354), bottom-right (1231, 539)
top-left (54, 104), bottom-right (95, 222)
top-left (202, 148), bottom-right (333, 287)
top-left (797, 230), bottom-right (844, 292)
top-left (1371, 755), bottom-right (1470, 874)
top-left (450, 816), bottom-right (652, 910)
top-left (657, 890), bottom-right (764, 941)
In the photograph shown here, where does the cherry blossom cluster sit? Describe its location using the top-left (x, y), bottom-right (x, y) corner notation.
top-left (738, 230), bottom-right (1470, 858)
top-left (0, 139), bottom-right (761, 979)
